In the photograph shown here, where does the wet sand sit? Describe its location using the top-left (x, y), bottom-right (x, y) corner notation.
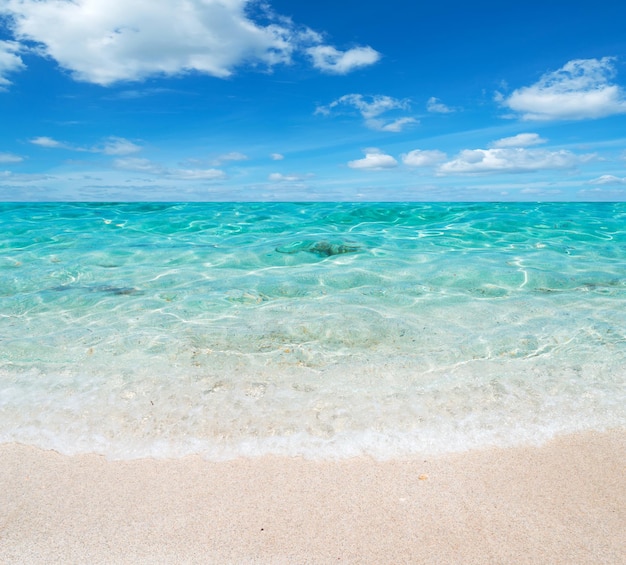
top-left (1, 430), bottom-right (624, 564)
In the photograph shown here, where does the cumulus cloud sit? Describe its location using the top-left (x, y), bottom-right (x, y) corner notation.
top-left (316, 94), bottom-right (417, 132)
top-left (0, 152), bottom-right (24, 163)
top-left (402, 149), bottom-right (447, 167)
top-left (587, 174), bottom-right (626, 185)
top-left (307, 45), bottom-right (380, 74)
top-left (426, 97), bottom-right (454, 113)
top-left (0, 39), bottom-right (24, 89)
top-left (270, 153), bottom-right (284, 160)
top-left (491, 133), bottom-right (546, 148)
top-left (348, 148), bottom-right (398, 170)
top-left (498, 57), bottom-right (626, 120)
top-left (439, 147), bottom-right (584, 174)
top-left (1, 0), bottom-right (379, 85)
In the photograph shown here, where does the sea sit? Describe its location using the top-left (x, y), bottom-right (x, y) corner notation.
top-left (1, 202), bottom-right (624, 460)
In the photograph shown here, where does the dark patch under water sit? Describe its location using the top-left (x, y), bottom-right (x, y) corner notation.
top-left (276, 240), bottom-right (360, 257)
top-left (51, 284), bottom-right (142, 296)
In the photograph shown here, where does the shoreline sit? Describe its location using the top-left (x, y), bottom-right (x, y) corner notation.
top-left (1, 430), bottom-right (624, 564)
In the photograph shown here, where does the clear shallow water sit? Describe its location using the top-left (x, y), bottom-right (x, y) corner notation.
top-left (1, 202), bottom-right (625, 460)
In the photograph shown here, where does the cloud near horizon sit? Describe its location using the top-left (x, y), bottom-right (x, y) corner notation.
top-left (0, 0), bottom-right (379, 86)
top-left (587, 174), bottom-right (626, 185)
top-left (499, 57), bottom-right (626, 120)
top-left (114, 157), bottom-right (225, 180)
top-left (348, 148), bottom-right (398, 170)
top-left (345, 133), bottom-right (591, 175)
top-left (438, 147), bottom-right (586, 174)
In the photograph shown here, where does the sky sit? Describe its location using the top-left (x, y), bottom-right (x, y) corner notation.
top-left (1, 0), bottom-right (626, 201)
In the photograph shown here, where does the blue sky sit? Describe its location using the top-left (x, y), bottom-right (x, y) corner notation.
top-left (1, 0), bottom-right (626, 201)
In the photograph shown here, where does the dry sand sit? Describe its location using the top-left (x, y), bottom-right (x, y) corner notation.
top-left (1, 430), bottom-right (624, 564)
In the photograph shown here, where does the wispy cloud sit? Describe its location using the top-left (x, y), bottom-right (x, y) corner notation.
top-left (490, 133), bottom-right (546, 148)
top-left (268, 172), bottom-right (308, 182)
top-left (316, 94), bottom-right (417, 132)
top-left (114, 157), bottom-right (225, 180)
top-left (210, 152), bottom-right (248, 166)
top-left (30, 135), bottom-right (141, 155)
top-left (587, 174), bottom-right (626, 185)
top-left (98, 137), bottom-right (142, 155)
top-left (30, 136), bottom-right (67, 149)
top-left (0, 152), bottom-right (24, 163)
top-left (1, 0), bottom-right (379, 85)
top-left (426, 97), bottom-right (454, 113)
top-left (113, 158), bottom-right (164, 175)
top-left (498, 57), bottom-right (626, 120)
top-left (348, 148), bottom-right (398, 170)
top-left (270, 153), bottom-right (284, 161)
top-left (0, 40), bottom-right (24, 90)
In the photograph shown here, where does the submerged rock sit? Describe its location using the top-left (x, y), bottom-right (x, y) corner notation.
top-left (50, 284), bottom-right (142, 296)
top-left (276, 240), bottom-right (360, 257)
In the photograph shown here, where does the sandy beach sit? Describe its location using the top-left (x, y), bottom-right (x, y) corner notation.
top-left (0, 430), bottom-right (624, 564)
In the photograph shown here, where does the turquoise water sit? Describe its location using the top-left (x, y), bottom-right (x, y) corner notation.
top-left (1, 202), bottom-right (625, 459)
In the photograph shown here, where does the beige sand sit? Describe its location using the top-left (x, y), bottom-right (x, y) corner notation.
top-left (1, 430), bottom-right (624, 564)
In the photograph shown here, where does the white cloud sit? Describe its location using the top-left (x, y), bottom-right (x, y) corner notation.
top-left (0, 152), bottom-right (23, 163)
top-left (171, 168), bottom-right (226, 180)
top-left (268, 172), bottom-right (302, 182)
top-left (317, 94), bottom-right (409, 119)
top-left (316, 94), bottom-right (417, 132)
top-left (439, 147), bottom-right (583, 174)
top-left (1, 0), bottom-right (379, 85)
top-left (499, 57), bottom-right (626, 120)
top-left (587, 174), bottom-right (626, 185)
top-left (427, 97), bottom-right (453, 113)
top-left (270, 153), bottom-right (284, 161)
top-left (402, 149), bottom-right (447, 167)
top-left (114, 157), bottom-right (164, 174)
top-left (0, 40), bottom-right (24, 89)
top-left (307, 45), bottom-right (380, 74)
top-left (348, 148), bottom-right (398, 170)
top-left (30, 135), bottom-right (141, 154)
top-left (210, 151), bottom-right (248, 166)
top-left (367, 117), bottom-right (417, 132)
top-left (491, 133), bottom-right (546, 148)
top-left (99, 137), bottom-right (142, 155)
top-left (114, 157), bottom-right (225, 180)
top-left (30, 136), bottom-right (66, 148)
